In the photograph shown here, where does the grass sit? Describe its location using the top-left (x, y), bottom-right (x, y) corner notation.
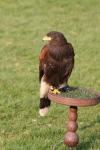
top-left (0, 0), bottom-right (100, 149)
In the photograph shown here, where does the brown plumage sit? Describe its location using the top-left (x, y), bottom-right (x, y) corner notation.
top-left (39, 31), bottom-right (75, 87)
top-left (39, 31), bottom-right (75, 116)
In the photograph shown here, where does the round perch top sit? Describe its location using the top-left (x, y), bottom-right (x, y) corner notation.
top-left (48, 87), bottom-right (100, 107)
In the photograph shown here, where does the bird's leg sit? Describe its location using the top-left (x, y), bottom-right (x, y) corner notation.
top-left (51, 83), bottom-right (68, 93)
top-left (50, 86), bottom-right (60, 94)
top-left (39, 77), bottom-right (51, 117)
top-left (59, 83), bottom-right (72, 92)
top-left (59, 83), bottom-right (67, 92)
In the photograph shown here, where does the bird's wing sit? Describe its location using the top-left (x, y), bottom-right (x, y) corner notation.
top-left (63, 43), bottom-right (75, 82)
top-left (39, 43), bottom-right (74, 86)
top-left (64, 58), bottom-right (74, 81)
top-left (39, 45), bottom-right (49, 81)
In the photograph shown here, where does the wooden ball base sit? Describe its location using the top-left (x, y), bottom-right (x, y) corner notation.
top-left (64, 106), bottom-right (79, 149)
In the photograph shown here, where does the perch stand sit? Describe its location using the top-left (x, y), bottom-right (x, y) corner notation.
top-left (48, 88), bottom-right (100, 149)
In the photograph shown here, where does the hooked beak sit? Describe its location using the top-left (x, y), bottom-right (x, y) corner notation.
top-left (42, 36), bottom-right (52, 41)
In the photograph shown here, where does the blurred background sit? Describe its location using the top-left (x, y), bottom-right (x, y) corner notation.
top-left (0, 0), bottom-right (100, 149)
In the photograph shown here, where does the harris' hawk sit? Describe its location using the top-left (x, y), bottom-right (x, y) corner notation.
top-left (39, 31), bottom-right (75, 116)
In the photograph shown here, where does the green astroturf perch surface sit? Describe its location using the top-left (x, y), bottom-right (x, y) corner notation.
top-left (0, 0), bottom-right (100, 150)
top-left (59, 87), bottom-right (97, 99)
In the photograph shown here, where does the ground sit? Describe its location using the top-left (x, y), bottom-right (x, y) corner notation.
top-left (0, 0), bottom-right (100, 149)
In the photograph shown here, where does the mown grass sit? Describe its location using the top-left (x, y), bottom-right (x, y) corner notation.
top-left (0, 0), bottom-right (100, 149)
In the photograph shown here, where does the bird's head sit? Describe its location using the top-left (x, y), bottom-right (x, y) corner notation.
top-left (43, 31), bottom-right (67, 46)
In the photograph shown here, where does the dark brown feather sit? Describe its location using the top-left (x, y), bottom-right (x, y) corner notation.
top-left (39, 32), bottom-right (75, 87)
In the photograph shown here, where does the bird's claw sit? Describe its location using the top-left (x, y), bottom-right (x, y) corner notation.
top-left (50, 87), bottom-right (60, 94)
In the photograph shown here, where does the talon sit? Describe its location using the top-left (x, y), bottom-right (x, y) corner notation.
top-left (51, 88), bottom-right (60, 94)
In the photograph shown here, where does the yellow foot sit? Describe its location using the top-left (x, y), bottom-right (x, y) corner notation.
top-left (51, 88), bottom-right (60, 94)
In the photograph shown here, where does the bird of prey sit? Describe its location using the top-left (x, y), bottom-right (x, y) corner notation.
top-left (39, 31), bottom-right (75, 116)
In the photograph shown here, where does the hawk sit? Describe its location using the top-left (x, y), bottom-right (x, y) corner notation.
top-left (39, 31), bottom-right (75, 116)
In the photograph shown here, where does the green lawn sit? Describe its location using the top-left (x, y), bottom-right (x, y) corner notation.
top-left (0, 0), bottom-right (100, 149)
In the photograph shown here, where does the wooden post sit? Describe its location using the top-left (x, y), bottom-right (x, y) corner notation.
top-left (64, 106), bottom-right (79, 149)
